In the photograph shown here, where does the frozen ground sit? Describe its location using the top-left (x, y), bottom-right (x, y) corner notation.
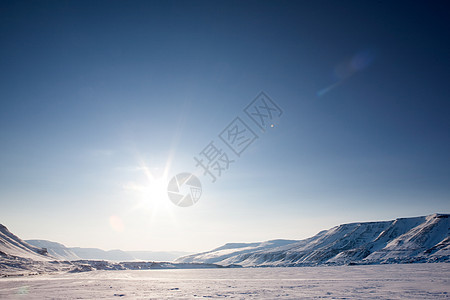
top-left (0, 263), bottom-right (448, 299)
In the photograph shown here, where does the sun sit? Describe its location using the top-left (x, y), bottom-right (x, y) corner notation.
top-left (111, 150), bottom-right (181, 236)
top-left (139, 158), bottom-right (173, 211)
top-left (144, 176), bottom-right (169, 206)
top-left (122, 151), bottom-right (177, 219)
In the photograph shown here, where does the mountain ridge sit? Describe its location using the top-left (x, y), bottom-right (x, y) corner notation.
top-left (25, 240), bottom-right (192, 262)
top-left (0, 225), bottom-right (227, 275)
top-left (2, 213), bottom-right (448, 273)
top-left (176, 213), bottom-right (450, 267)
top-left (0, 224), bottom-right (54, 261)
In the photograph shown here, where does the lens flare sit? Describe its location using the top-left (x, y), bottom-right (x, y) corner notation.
top-left (318, 50), bottom-right (375, 97)
top-left (109, 215), bottom-right (124, 233)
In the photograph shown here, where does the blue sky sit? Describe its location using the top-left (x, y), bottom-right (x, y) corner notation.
top-left (1, 1), bottom-right (449, 252)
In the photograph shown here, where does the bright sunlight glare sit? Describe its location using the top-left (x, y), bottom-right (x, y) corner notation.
top-left (123, 153), bottom-right (177, 225)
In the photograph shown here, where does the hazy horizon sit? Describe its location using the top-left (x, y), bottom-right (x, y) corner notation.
top-left (4, 213), bottom-right (448, 253)
top-left (1, 1), bottom-right (449, 252)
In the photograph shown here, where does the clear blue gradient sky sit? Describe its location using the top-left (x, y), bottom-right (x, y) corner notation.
top-left (1, 1), bottom-right (449, 251)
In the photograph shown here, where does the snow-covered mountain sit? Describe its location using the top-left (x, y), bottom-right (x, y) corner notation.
top-left (0, 225), bottom-right (54, 261)
top-left (0, 224), bottom-right (225, 275)
top-left (176, 213), bottom-right (450, 267)
top-left (65, 247), bottom-right (135, 261)
top-left (2, 213), bottom-right (448, 275)
top-left (176, 239), bottom-right (298, 264)
top-left (25, 240), bottom-right (191, 262)
top-left (68, 248), bottom-right (190, 262)
top-left (26, 240), bottom-right (81, 261)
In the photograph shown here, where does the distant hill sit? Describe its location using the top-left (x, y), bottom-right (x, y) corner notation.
top-left (176, 213), bottom-right (450, 266)
top-left (2, 213), bottom-right (448, 275)
top-left (25, 240), bottom-right (81, 261)
top-left (127, 250), bottom-right (193, 262)
top-left (175, 239), bottom-right (299, 264)
top-left (0, 225), bottom-right (211, 275)
top-left (25, 240), bottom-right (192, 262)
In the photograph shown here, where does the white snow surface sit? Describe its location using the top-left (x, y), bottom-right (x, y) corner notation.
top-left (0, 263), bottom-right (448, 299)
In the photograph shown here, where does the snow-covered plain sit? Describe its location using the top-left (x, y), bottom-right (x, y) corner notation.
top-left (0, 263), bottom-right (448, 299)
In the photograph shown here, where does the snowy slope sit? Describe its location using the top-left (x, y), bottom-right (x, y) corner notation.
top-left (0, 224), bottom-right (228, 275)
top-left (364, 214), bottom-right (450, 262)
top-left (0, 225), bottom-right (54, 261)
top-left (26, 240), bottom-right (81, 261)
top-left (25, 241), bottom-right (191, 262)
top-left (177, 214), bottom-right (450, 267)
top-left (176, 239), bottom-right (299, 264)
